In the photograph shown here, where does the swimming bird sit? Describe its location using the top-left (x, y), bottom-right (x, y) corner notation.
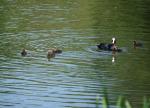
top-left (47, 49), bottom-right (55, 60)
top-left (47, 48), bottom-right (62, 60)
top-left (21, 48), bottom-right (27, 56)
top-left (133, 40), bottom-right (142, 48)
top-left (97, 37), bottom-right (122, 52)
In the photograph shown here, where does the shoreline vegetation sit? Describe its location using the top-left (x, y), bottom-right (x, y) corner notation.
top-left (96, 91), bottom-right (150, 108)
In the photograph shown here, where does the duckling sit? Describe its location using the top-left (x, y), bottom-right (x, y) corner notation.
top-left (21, 48), bottom-right (27, 56)
top-left (47, 48), bottom-right (62, 61)
top-left (133, 40), bottom-right (142, 48)
top-left (47, 49), bottom-right (55, 59)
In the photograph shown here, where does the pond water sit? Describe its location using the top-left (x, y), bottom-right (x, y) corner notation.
top-left (0, 0), bottom-right (150, 108)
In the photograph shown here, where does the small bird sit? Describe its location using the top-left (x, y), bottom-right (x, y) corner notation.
top-left (21, 48), bottom-right (27, 56)
top-left (47, 48), bottom-right (62, 61)
top-left (133, 40), bottom-right (143, 48)
top-left (47, 49), bottom-right (55, 59)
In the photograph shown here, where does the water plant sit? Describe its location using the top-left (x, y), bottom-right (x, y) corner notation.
top-left (143, 96), bottom-right (150, 108)
top-left (96, 92), bottom-right (150, 108)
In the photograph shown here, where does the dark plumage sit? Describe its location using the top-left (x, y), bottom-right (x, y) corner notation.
top-left (21, 49), bottom-right (27, 56)
top-left (52, 48), bottom-right (62, 54)
top-left (133, 41), bottom-right (142, 47)
top-left (97, 43), bottom-right (113, 51)
top-left (97, 43), bottom-right (122, 52)
top-left (97, 38), bottom-right (122, 52)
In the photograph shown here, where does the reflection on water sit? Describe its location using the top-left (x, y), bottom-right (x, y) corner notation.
top-left (112, 52), bottom-right (116, 63)
top-left (0, 0), bottom-right (150, 108)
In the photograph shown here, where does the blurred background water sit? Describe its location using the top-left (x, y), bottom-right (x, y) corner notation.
top-left (0, 0), bottom-right (150, 108)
